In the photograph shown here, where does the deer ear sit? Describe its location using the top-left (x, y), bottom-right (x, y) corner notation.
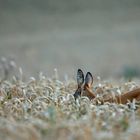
top-left (77, 69), bottom-right (84, 87)
top-left (85, 72), bottom-right (93, 88)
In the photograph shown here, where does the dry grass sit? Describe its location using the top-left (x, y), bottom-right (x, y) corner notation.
top-left (0, 67), bottom-right (140, 140)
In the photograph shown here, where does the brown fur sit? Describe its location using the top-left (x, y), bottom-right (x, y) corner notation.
top-left (74, 69), bottom-right (140, 104)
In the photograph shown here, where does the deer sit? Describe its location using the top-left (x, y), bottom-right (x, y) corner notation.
top-left (73, 69), bottom-right (140, 104)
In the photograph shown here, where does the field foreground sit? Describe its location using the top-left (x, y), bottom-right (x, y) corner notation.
top-left (0, 71), bottom-right (140, 140)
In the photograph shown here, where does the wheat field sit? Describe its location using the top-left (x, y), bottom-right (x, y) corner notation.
top-left (1, 1), bottom-right (140, 139)
top-left (0, 66), bottom-right (140, 140)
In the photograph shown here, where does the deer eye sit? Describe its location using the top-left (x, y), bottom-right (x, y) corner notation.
top-left (83, 86), bottom-right (86, 91)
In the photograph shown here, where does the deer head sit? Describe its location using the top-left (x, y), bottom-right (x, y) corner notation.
top-left (74, 69), bottom-right (95, 100)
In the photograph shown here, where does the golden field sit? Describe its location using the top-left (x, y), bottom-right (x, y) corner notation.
top-left (0, 68), bottom-right (140, 140)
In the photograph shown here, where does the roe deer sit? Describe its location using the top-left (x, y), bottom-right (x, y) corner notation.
top-left (73, 69), bottom-right (140, 104)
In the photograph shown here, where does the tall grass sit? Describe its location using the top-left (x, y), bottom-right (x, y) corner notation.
top-left (0, 58), bottom-right (140, 140)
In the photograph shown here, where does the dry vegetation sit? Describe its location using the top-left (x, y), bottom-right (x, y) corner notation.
top-left (1, 60), bottom-right (140, 140)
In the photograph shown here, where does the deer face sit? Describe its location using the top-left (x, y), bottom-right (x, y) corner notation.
top-left (74, 69), bottom-right (95, 100)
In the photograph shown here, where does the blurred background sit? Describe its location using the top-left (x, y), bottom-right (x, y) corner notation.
top-left (0, 0), bottom-right (140, 80)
